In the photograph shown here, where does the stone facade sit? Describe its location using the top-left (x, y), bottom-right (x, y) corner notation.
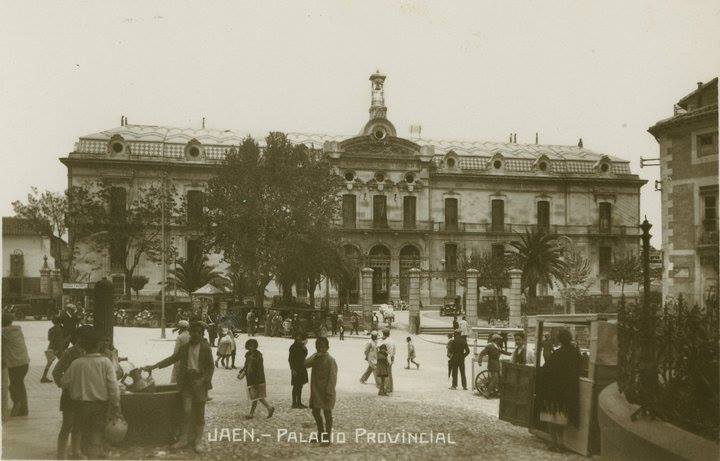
top-left (60, 72), bottom-right (645, 306)
top-left (649, 78), bottom-right (719, 306)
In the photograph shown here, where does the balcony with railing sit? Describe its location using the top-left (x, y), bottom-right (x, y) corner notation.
top-left (339, 219), bottom-right (641, 236)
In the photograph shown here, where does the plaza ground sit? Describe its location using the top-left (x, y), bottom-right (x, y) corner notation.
top-left (2, 312), bottom-right (585, 460)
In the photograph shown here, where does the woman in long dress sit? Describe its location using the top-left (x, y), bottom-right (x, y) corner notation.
top-left (238, 339), bottom-right (274, 419)
top-left (536, 328), bottom-right (581, 452)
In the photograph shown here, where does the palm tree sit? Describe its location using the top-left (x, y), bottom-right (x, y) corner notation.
top-left (507, 230), bottom-right (567, 300)
top-left (167, 254), bottom-right (221, 295)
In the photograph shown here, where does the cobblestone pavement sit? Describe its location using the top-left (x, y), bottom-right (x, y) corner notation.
top-left (3, 319), bottom-right (585, 461)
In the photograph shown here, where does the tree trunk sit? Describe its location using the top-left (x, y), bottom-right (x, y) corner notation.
top-left (124, 269), bottom-right (132, 299)
top-left (308, 278), bottom-right (317, 309)
top-left (281, 283), bottom-right (293, 303)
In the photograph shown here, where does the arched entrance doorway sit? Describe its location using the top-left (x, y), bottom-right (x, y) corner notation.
top-left (340, 245), bottom-right (361, 305)
top-left (369, 245), bottom-right (391, 304)
top-left (399, 245), bottom-right (421, 302)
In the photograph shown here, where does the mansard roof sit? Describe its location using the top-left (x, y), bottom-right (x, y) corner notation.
top-left (74, 124), bottom-right (630, 166)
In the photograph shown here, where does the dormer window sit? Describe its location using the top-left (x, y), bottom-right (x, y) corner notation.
top-left (108, 134), bottom-right (128, 156)
top-left (493, 160), bottom-right (502, 169)
top-left (447, 158), bottom-right (456, 168)
top-left (600, 163), bottom-right (609, 173)
top-left (595, 155), bottom-right (612, 174)
top-left (185, 139), bottom-right (204, 161)
top-left (538, 161), bottom-right (548, 171)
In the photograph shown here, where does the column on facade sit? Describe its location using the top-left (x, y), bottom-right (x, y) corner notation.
top-left (465, 268), bottom-right (479, 327)
top-left (508, 269), bottom-right (523, 327)
top-left (408, 268), bottom-right (421, 334)
top-left (361, 267), bottom-right (374, 329)
top-left (420, 258), bottom-right (431, 307)
top-left (389, 253), bottom-right (400, 304)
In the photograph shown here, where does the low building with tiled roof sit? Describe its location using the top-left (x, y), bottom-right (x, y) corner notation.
top-left (61, 72), bottom-right (645, 308)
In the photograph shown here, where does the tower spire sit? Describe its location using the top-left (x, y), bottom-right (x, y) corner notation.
top-left (369, 70), bottom-right (387, 120)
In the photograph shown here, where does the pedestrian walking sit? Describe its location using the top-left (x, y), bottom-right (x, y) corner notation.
top-left (338, 322), bottom-right (345, 341)
top-left (145, 321), bottom-right (214, 453)
top-left (237, 339), bottom-right (274, 419)
top-left (60, 329), bottom-right (120, 459)
top-left (376, 344), bottom-right (390, 396)
top-left (2, 314), bottom-right (30, 416)
top-left (41, 316), bottom-right (68, 383)
top-left (351, 313), bottom-right (360, 335)
top-left (171, 320), bottom-right (191, 383)
top-left (448, 331), bottom-right (470, 390)
top-left (452, 316), bottom-right (459, 332)
top-left (52, 326), bottom-right (91, 459)
top-left (458, 316), bottom-right (469, 340)
top-left (305, 336), bottom-right (337, 445)
top-left (379, 329), bottom-right (396, 393)
top-left (288, 334), bottom-right (308, 408)
top-left (360, 331), bottom-right (378, 385)
top-left (216, 329), bottom-right (235, 369)
top-left (330, 313), bottom-right (338, 336)
top-left (246, 310), bottom-right (256, 336)
top-left (405, 337), bottom-right (419, 369)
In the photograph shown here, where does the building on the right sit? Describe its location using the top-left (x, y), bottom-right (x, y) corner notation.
top-left (648, 77), bottom-right (718, 306)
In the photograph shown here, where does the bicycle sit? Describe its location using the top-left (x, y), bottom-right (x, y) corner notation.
top-left (474, 365), bottom-right (499, 398)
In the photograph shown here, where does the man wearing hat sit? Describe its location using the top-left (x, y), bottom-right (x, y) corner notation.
top-left (448, 331), bottom-right (470, 390)
top-left (379, 329), bottom-right (396, 393)
top-left (144, 321), bottom-right (214, 453)
top-left (360, 331), bottom-right (379, 385)
top-left (478, 333), bottom-right (511, 395)
top-left (171, 320), bottom-right (191, 383)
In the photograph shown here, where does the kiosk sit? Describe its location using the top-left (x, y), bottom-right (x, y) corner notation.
top-left (498, 313), bottom-right (618, 457)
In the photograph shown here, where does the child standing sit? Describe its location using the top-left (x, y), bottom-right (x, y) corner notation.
top-left (238, 339), bottom-right (274, 419)
top-left (376, 344), bottom-right (390, 396)
top-left (405, 337), bottom-right (419, 369)
top-left (60, 330), bottom-right (120, 459)
top-left (41, 317), bottom-right (67, 383)
top-left (216, 329), bottom-right (234, 369)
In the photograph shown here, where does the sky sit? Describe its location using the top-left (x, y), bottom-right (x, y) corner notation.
top-left (1, 1), bottom-right (719, 247)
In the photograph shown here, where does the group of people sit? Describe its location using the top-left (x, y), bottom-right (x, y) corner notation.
top-left (359, 328), bottom-right (419, 396)
top-left (143, 320), bottom-right (340, 451)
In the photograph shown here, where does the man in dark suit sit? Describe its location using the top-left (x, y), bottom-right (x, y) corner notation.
top-left (288, 334), bottom-right (308, 408)
top-left (449, 331), bottom-right (470, 390)
top-left (144, 321), bottom-right (214, 453)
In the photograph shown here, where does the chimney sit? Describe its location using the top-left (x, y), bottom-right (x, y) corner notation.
top-left (202, 117), bottom-right (206, 129)
top-left (509, 133), bottom-right (512, 143)
top-left (697, 81), bottom-right (703, 89)
top-left (535, 132), bottom-right (539, 145)
top-left (513, 133), bottom-right (517, 143)
top-left (409, 124), bottom-right (422, 139)
top-left (578, 138), bottom-right (584, 148)
top-left (120, 115), bottom-right (124, 126)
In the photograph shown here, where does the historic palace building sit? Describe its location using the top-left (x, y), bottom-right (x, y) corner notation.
top-left (649, 77), bottom-right (718, 306)
top-left (61, 72), bottom-right (646, 306)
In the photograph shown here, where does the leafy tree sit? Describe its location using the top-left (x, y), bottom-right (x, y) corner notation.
top-left (205, 133), bottom-right (342, 309)
top-left (129, 275), bottom-right (149, 299)
top-left (65, 179), bottom-right (181, 298)
top-left (167, 254), bottom-right (221, 295)
top-left (507, 230), bottom-right (567, 299)
top-left (12, 187), bottom-right (75, 279)
top-left (609, 253), bottom-right (642, 295)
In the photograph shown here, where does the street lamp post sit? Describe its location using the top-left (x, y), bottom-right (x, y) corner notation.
top-left (160, 173), bottom-right (167, 339)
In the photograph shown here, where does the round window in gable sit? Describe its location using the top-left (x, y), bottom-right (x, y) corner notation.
top-left (375, 172), bottom-right (385, 182)
top-left (493, 160), bottom-right (502, 169)
top-left (538, 161), bottom-right (547, 171)
top-left (447, 158), bottom-right (456, 168)
top-left (373, 129), bottom-right (386, 141)
top-left (344, 171), bottom-right (355, 182)
top-left (111, 142), bottom-right (124, 154)
top-left (189, 146), bottom-right (200, 158)
top-left (405, 172), bottom-right (415, 183)
top-left (600, 163), bottom-right (610, 173)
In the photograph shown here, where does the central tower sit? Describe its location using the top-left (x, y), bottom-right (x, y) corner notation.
top-left (362, 70), bottom-right (397, 138)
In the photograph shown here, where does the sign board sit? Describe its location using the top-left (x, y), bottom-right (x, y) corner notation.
top-left (63, 282), bottom-right (89, 290)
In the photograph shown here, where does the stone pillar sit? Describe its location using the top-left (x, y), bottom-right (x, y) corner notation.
top-left (508, 269), bottom-right (523, 327)
top-left (361, 267), bottom-right (374, 329)
top-left (465, 268), bottom-right (479, 326)
top-left (408, 268), bottom-right (421, 334)
top-left (51, 269), bottom-right (62, 297)
top-left (420, 273), bottom-right (431, 308)
top-left (40, 262), bottom-right (51, 296)
top-left (389, 255), bottom-right (401, 304)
